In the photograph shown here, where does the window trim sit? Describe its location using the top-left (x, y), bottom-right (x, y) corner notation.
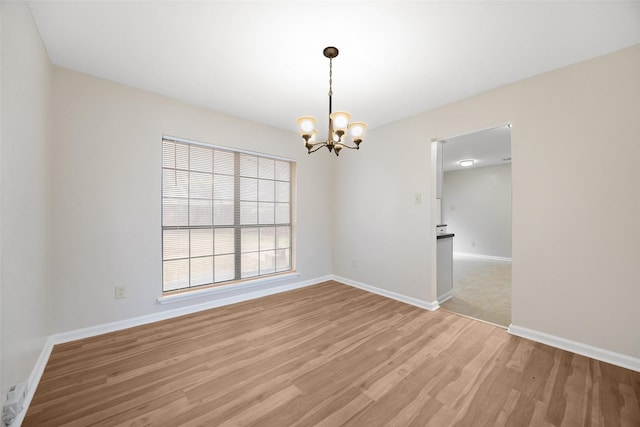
top-left (163, 134), bottom-right (296, 163)
top-left (157, 271), bottom-right (301, 305)
top-left (160, 134), bottom-right (297, 296)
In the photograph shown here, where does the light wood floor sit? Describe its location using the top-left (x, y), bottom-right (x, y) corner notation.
top-left (25, 281), bottom-right (640, 426)
top-left (441, 254), bottom-right (512, 327)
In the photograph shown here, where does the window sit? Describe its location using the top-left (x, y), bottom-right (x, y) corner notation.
top-left (161, 136), bottom-right (294, 293)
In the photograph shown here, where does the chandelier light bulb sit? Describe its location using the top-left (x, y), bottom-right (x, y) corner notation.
top-left (301, 121), bottom-right (313, 132)
top-left (348, 122), bottom-right (367, 138)
top-left (330, 111), bottom-right (351, 130)
top-left (296, 116), bottom-right (317, 136)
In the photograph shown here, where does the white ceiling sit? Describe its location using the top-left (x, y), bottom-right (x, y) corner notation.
top-left (442, 125), bottom-right (511, 172)
top-left (28, 1), bottom-right (640, 137)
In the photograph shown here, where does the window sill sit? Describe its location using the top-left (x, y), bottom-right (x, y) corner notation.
top-left (157, 271), bottom-right (300, 305)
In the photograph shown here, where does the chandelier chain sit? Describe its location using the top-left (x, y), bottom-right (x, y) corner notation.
top-left (328, 58), bottom-right (333, 97)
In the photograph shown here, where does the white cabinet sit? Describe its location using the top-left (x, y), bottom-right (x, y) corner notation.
top-left (437, 234), bottom-right (454, 303)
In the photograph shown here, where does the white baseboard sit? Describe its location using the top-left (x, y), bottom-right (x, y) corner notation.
top-left (454, 252), bottom-right (512, 262)
top-left (13, 275), bottom-right (639, 427)
top-left (6, 336), bottom-right (54, 427)
top-left (333, 275), bottom-right (440, 311)
top-left (9, 274), bottom-right (332, 425)
top-left (53, 275), bottom-right (332, 345)
top-left (437, 290), bottom-right (453, 304)
top-left (508, 324), bottom-right (640, 373)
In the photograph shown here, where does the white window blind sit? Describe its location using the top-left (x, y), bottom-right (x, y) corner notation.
top-left (162, 137), bottom-right (294, 293)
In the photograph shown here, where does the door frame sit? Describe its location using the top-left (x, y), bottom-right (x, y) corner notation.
top-left (429, 123), bottom-right (512, 309)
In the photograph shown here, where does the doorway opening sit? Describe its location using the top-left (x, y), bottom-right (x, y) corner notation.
top-left (435, 125), bottom-right (512, 328)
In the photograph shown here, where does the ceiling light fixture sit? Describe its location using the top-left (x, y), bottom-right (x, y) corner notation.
top-left (296, 46), bottom-right (367, 156)
top-left (458, 159), bottom-right (475, 167)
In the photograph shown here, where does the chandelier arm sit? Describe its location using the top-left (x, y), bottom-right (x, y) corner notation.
top-left (308, 143), bottom-right (328, 154)
top-left (307, 139), bottom-right (329, 148)
top-left (339, 143), bottom-right (359, 150)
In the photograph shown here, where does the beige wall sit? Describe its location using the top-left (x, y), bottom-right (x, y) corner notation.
top-left (51, 67), bottom-right (334, 333)
top-left (1, 2), bottom-right (52, 393)
top-left (332, 119), bottom-right (433, 301)
top-left (334, 44), bottom-right (640, 358)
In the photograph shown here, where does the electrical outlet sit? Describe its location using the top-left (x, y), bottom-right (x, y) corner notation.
top-left (471, 241), bottom-right (476, 248)
top-left (351, 258), bottom-right (358, 268)
top-left (114, 286), bottom-right (126, 299)
top-left (2, 382), bottom-right (28, 426)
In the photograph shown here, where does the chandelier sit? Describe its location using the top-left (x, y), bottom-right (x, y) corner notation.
top-left (296, 46), bottom-right (368, 156)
